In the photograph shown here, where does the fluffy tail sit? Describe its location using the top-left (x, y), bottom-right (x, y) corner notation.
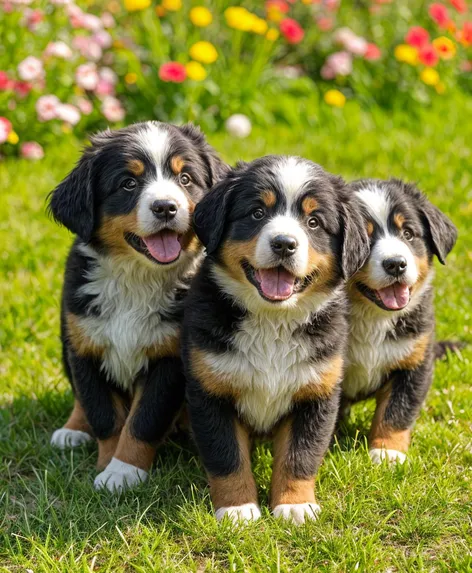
top-left (434, 340), bottom-right (465, 360)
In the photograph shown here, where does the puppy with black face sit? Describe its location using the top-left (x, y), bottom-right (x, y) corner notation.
top-left (343, 178), bottom-right (457, 464)
top-left (48, 121), bottom-right (227, 492)
top-left (182, 156), bottom-right (369, 524)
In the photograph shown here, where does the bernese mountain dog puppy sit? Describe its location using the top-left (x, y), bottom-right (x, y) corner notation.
top-left (182, 156), bottom-right (370, 524)
top-left (343, 179), bottom-right (457, 464)
top-left (48, 121), bottom-right (227, 492)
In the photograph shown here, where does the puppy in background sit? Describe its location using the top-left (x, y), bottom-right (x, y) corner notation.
top-left (343, 178), bottom-right (457, 464)
top-left (182, 156), bottom-right (369, 524)
top-left (49, 121), bottom-right (227, 492)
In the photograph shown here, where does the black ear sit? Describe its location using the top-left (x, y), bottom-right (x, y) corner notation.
top-left (179, 123), bottom-right (229, 187)
top-left (48, 150), bottom-right (95, 241)
top-left (420, 198), bottom-right (457, 265)
top-left (193, 173), bottom-right (236, 254)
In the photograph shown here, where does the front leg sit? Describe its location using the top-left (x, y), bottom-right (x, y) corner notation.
top-left (94, 357), bottom-right (185, 493)
top-left (187, 381), bottom-right (260, 524)
top-left (369, 356), bottom-right (433, 465)
top-left (271, 390), bottom-right (340, 525)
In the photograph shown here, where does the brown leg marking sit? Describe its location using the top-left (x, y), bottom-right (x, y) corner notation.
top-left (369, 383), bottom-right (411, 452)
top-left (96, 393), bottom-right (128, 470)
top-left (209, 422), bottom-right (258, 511)
top-left (63, 399), bottom-right (92, 435)
top-left (270, 420), bottom-right (316, 509)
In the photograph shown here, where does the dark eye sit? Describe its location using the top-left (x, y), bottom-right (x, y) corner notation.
top-left (179, 173), bottom-right (191, 186)
top-left (403, 228), bottom-right (414, 241)
top-left (308, 216), bottom-right (319, 229)
top-left (252, 208), bottom-right (265, 220)
top-left (122, 178), bottom-right (137, 191)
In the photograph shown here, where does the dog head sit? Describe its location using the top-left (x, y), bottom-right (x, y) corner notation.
top-left (348, 178), bottom-right (457, 312)
top-left (49, 122), bottom-right (227, 267)
top-left (194, 156), bottom-right (370, 312)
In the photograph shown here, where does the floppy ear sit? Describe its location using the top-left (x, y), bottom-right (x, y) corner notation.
top-left (193, 174), bottom-right (236, 255)
top-left (339, 200), bottom-right (370, 279)
top-left (179, 123), bottom-right (230, 187)
top-left (419, 198), bottom-right (457, 265)
top-left (48, 150), bottom-right (96, 241)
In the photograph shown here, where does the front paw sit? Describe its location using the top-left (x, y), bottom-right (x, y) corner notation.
top-left (93, 457), bottom-right (148, 493)
top-left (369, 448), bottom-right (406, 465)
top-left (215, 503), bottom-right (261, 524)
top-left (51, 428), bottom-right (92, 449)
top-left (273, 503), bottom-right (321, 525)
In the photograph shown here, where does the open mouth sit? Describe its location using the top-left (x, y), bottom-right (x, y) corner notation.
top-left (125, 230), bottom-right (182, 264)
top-left (242, 261), bottom-right (312, 302)
top-left (357, 282), bottom-right (410, 311)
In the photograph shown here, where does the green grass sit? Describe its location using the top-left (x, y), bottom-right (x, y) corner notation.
top-left (1, 97), bottom-right (472, 572)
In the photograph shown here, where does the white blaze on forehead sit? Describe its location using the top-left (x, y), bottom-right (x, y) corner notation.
top-left (355, 186), bottom-right (391, 232)
top-left (137, 123), bottom-right (169, 167)
top-left (274, 157), bottom-right (315, 202)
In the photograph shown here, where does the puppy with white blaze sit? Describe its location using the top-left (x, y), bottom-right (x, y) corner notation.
top-left (182, 156), bottom-right (370, 525)
top-left (342, 178), bottom-right (457, 464)
top-left (48, 121), bottom-right (227, 492)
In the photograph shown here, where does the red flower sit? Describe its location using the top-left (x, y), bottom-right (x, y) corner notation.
top-left (406, 26), bottom-right (430, 48)
top-left (364, 43), bottom-right (382, 61)
top-left (266, 0), bottom-right (289, 13)
top-left (429, 3), bottom-right (450, 28)
top-left (279, 18), bottom-right (304, 44)
top-left (450, 0), bottom-right (466, 13)
top-left (462, 22), bottom-right (472, 44)
top-left (158, 62), bottom-right (186, 83)
top-left (0, 71), bottom-right (14, 91)
top-left (316, 17), bottom-right (333, 31)
top-left (418, 44), bottom-right (439, 66)
top-left (14, 81), bottom-right (32, 98)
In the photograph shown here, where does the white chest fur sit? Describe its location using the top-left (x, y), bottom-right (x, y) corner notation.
top-left (203, 310), bottom-right (336, 432)
top-left (75, 247), bottom-right (187, 389)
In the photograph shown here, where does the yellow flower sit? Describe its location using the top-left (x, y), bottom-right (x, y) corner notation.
top-left (252, 17), bottom-right (268, 35)
top-left (225, 6), bottom-right (256, 32)
top-left (124, 0), bottom-right (151, 11)
top-left (432, 36), bottom-right (456, 60)
top-left (267, 7), bottom-right (283, 22)
top-left (125, 72), bottom-right (138, 84)
top-left (185, 61), bottom-right (207, 81)
top-left (266, 28), bottom-right (279, 41)
top-left (162, 0), bottom-right (181, 11)
top-left (189, 6), bottom-right (212, 27)
top-left (435, 81), bottom-right (446, 94)
top-left (420, 67), bottom-right (440, 86)
top-left (7, 131), bottom-right (19, 145)
top-left (189, 41), bottom-right (218, 64)
top-left (324, 89), bottom-right (346, 108)
top-left (394, 44), bottom-right (418, 65)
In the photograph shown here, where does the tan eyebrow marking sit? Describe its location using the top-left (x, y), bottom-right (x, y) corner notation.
top-left (127, 159), bottom-right (145, 177)
top-left (367, 221), bottom-right (374, 236)
top-left (170, 155), bottom-right (185, 175)
top-left (301, 196), bottom-right (318, 215)
top-left (261, 190), bottom-right (276, 208)
top-left (393, 213), bottom-right (405, 230)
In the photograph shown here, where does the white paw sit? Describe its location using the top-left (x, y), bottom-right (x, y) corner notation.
top-left (215, 503), bottom-right (261, 524)
top-left (93, 457), bottom-right (148, 493)
top-left (273, 503), bottom-right (321, 525)
top-left (369, 448), bottom-right (406, 465)
top-left (51, 428), bottom-right (92, 449)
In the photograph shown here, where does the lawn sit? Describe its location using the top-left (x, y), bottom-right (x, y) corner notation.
top-left (1, 98), bottom-right (471, 572)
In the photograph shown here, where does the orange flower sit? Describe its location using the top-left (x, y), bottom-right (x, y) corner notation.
top-left (432, 36), bottom-right (456, 59)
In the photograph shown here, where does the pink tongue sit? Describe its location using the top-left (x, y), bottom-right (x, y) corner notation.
top-left (142, 231), bottom-right (181, 263)
top-left (256, 267), bottom-right (296, 301)
top-left (377, 283), bottom-right (410, 310)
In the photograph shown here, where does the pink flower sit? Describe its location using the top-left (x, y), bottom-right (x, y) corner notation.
top-left (325, 0), bottom-right (339, 10)
top-left (99, 67), bottom-right (117, 85)
top-left (345, 35), bottom-right (367, 55)
top-left (462, 21), bottom-right (472, 44)
top-left (82, 13), bottom-right (103, 31)
top-left (429, 4), bottom-right (450, 28)
top-left (325, 51), bottom-right (352, 76)
top-left (0, 72), bottom-right (14, 91)
top-left (280, 18), bottom-right (304, 44)
top-left (36, 95), bottom-right (60, 121)
top-left (67, 4), bottom-right (86, 28)
top-left (95, 79), bottom-right (114, 97)
top-left (159, 62), bottom-right (187, 83)
top-left (450, 0), bottom-right (466, 13)
top-left (45, 41), bottom-right (73, 60)
top-left (406, 26), bottom-right (430, 48)
top-left (22, 8), bottom-right (43, 31)
top-left (14, 81), bottom-right (32, 98)
top-left (418, 44), bottom-right (439, 66)
top-left (56, 103), bottom-right (81, 125)
top-left (101, 96), bottom-right (125, 122)
top-left (320, 64), bottom-right (336, 80)
top-left (73, 36), bottom-right (102, 61)
top-left (101, 12), bottom-right (115, 28)
top-left (316, 17), bottom-right (333, 32)
top-left (50, 0), bottom-right (72, 5)
top-left (76, 97), bottom-right (93, 115)
top-left (75, 63), bottom-right (99, 91)
top-left (21, 141), bottom-right (44, 160)
top-left (17, 56), bottom-right (44, 81)
top-left (460, 60), bottom-right (472, 72)
top-left (364, 43), bottom-right (381, 61)
top-left (0, 117), bottom-right (12, 144)
top-left (334, 27), bottom-right (357, 46)
top-left (93, 30), bottom-right (112, 49)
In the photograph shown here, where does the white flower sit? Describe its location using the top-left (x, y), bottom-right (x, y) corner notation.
top-left (225, 114), bottom-right (252, 138)
top-left (17, 56), bottom-right (44, 81)
top-left (75, 63), bottom-right (99, 91)
top-left (93, 30), bottom-right (112, 49)
top-left (101, 96), bottom-right (125, 122)
top-left (45, 41), bottom-right (73, 60)
top-left (36, 95), bottom-right (60, 121)
top-left (56, 103), bottom-right (81, 125)
top-left (99, 67), bottom-right (117, 85)
top-left (325, 51), bottom-right (353, 76)
top-left (82, 13), bottom-right (103, 31)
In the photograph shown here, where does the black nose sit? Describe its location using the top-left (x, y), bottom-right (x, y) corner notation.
top-left (383, 256), bottom-right (407, 277)
top-left (151, 200), bottom-right (178, 221)
top-left (270, 235), bottom-right (298, 258)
